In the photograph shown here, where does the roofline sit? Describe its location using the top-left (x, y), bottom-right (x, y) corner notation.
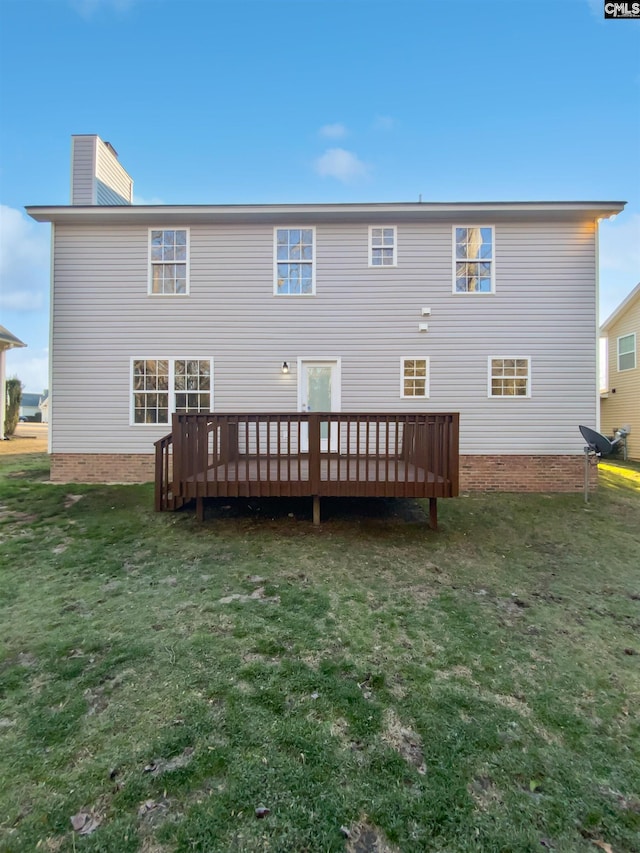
top-left (0, 326), bottom-right (27, 349)
top-left (26, 200), bottom-right (627, 225)
top-left (600, 282), bottom-right (640, 333)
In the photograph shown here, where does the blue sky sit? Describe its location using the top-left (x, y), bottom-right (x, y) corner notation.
top-left (1, 0), bottom-right (639, 392)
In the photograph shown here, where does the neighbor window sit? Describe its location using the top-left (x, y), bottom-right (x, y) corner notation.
top-left (401, 358), bottom-right (429, 398)
top-left (275, 228), bottom-right (315, 295)
top-left (617, 333), bottom-right (636, 371)
top-left (149, 229), bottom-right (189, 295)
top-left (132, 358), bottom-right (212, 424)
top-left (369, 227), bottom-right (397, 266)
top-left (489, 358), bottom-right (530, 397)
top-left (454, 226), bottom-right (494, 293)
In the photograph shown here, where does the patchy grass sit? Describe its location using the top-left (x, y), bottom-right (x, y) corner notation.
top-left (0, 453), bottom-right (638, 852)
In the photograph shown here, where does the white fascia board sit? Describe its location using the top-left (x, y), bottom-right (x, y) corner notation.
top-left (26, 200), bottom-right (627, 226)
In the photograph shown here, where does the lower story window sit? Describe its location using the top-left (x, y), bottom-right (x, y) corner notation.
top-left (132, 358), bottom-right (213, 424)
top-left (401, 357), bottom-right (429, 398)
top-left (489, 357), bottom-right (530, 397)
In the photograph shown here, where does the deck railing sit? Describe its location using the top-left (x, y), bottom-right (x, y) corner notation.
top-left (155, 412), bottom-right (459, 513)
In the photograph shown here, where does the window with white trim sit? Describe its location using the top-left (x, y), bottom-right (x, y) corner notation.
top-left (401, 358), bottom-right (429, 398)
top-left (131, 358), bottom-right (212, 424)
top-left (275, 228), bottom-right (315, 295)
top-left (454, 226), bottom-right (494, 293)
top-left (489, 357), bottom-right (530, 397)
top-left (149, 229), bottom-right (189, 295)
top-left (618, 333), bottom-right (636, 371)
top-left (369, 226), bottom-right (396, 266)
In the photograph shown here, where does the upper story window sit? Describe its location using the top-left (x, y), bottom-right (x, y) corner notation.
top-left (274, 228), bottom-right (315, 295)
top-left (131, 357), bottom-right (212, 424)
top-left (401, 357), bottom-right (429, 398)
top-left (149, 229), bottom-right (189, 295)
top-left (454, 226), bottom-right (494, 293)
top-left (618, 333), bottom-right (636, 371)
top-left (489, 357), bottom-right (530, 397)
top-left (369, 227), bottom-right (397, 266)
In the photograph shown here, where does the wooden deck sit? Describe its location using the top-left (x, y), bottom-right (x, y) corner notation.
top-left (155, 412), bottom-right (459, 528)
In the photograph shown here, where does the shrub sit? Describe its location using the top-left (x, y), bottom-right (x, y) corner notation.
top-left (4, 377), bottom-right (22, 437)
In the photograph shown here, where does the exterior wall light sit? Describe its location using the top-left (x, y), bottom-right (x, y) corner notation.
top-left (282, 361), bottom-right (289, 374)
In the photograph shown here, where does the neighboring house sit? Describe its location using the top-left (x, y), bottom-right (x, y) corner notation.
top-left (27, 135), bottom-right (625, 490)
top-left (0, 325), bottom-right (26, 438)
top-left (19, 393), bottom-right (42, 420)
top-left (600, 283), bottom-right (639, 461)
top-left (39, 391), bottom-right (50, 424)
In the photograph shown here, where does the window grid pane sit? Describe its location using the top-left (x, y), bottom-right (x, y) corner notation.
top-left (174, 359), bottom-right (212, 413)
top-left (490, 359), bottom-right (529, 397)
top-left (402, 359), bottom-right (428, 398)
top-left (276, 229), bottom-right (314, 294)
top-left (618, 334), bottom-right (636, 371)
top-left (132, 359), bottom-right (211, 423)
top-left (133, 360), bottom-right (170, 423)
top-left (150, 230), bottom-right (188, 295)
top-left (370, 227), bottom-right (396, 265)
top-left (455, 227), bottom-right (493, 292)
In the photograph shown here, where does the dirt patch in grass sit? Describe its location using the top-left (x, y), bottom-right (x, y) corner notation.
top-left (346, 820), bottom-right (401, 853)
top-left (381, 708), bottom-right (427, 775)
top-left (469, 773), bottom-right (504, 810)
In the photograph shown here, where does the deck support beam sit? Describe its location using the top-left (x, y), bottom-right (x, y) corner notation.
top-left (428, 497), bottom-right (438, 531)
top-left (196, 496), bottom-right (204, 522)
top-left (313, 495), bottom-right (320, 525)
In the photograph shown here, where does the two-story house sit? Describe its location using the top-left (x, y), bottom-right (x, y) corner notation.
top-left (27, 136), bottom-right (624, 494)
top-left (600, 283), bottom-right (639, 461)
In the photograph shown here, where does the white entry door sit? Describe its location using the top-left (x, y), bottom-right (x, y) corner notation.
top-left (299, 359), bottom-right (341, 452)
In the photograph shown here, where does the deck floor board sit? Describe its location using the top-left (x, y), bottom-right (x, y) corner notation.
top-left (188, 457), bottom-right (443, 485)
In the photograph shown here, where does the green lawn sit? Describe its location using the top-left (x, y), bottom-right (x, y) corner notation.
top-left (0, 454), bottom-right (638, 853)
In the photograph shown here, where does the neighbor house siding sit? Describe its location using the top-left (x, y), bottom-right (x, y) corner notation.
top-left (49, 216), bottom-right (598, 460)
top-left (600, 291), bottom-right (640, 460)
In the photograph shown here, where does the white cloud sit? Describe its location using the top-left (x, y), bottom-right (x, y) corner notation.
top-left (373, 115), bottom-right (395, 131)
top-left (319, 123), bottom-right (348, 139)
top-left (314, 148), bottom-right (369, 183)
top-left (0, 206), bottom-right (50, 313)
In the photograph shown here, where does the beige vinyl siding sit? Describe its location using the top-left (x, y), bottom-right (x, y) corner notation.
top-left (600, 293), bottom-right (640, 460)
top-left (95, 139), bottom-right (133, 204)
top-left (70, 137), bottom-right (96, 205)
top-left (50, 218), bottom-right (598, 456)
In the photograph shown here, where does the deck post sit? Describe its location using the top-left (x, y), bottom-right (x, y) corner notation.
top-left (428, 497), bottom-right (438, 530)
top-left (313, 495), bottom-right (320, 525)
top-left (196, 496), bottom-right (204, 522)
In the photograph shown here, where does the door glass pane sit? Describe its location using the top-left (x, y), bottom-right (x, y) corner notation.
top-left (307, 366), bottom-right (331, 412)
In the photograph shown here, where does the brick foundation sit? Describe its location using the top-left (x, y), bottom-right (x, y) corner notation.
top-left (460, 454), bottom-right (595, 492)
top-left (51, 453), bottom-right (155, 484)
top-left (51, 452), bottom-right (594, 492)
